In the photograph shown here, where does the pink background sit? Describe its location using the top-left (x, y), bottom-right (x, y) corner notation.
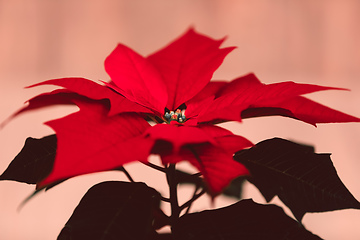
top-left (1, 0), bottom-right (360, 239)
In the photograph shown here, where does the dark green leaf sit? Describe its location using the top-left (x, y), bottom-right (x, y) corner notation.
top-left (234, 137), bottom-right (360, 221)
top-left (172, 199), bottom-right (322, 240)
top-left (57, 181), bottom-right (160, 240)
top-left (0, 135), bottom-right (57, 184)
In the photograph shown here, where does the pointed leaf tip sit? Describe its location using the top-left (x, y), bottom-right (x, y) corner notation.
top-left (234, 138), bottom-right (360, 221)
top-left (105, 43), bottom-right (168, 113)
top-left (198, 73), bottom-right (360, 125)
top-left (147, 28), bottom-right (235, 110)
top-left (0, 135), bottom-right (57, 184)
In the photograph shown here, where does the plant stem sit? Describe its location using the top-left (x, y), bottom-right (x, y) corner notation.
top-left (143, 162), bottom-right (167, 172)
top-left (184, 185), bottom-right (200, 214)
top-left (160, 196), bottom-right (171, 203)
top-left (166, 164), bottom-right (180, 226)
top-left (180, 188), bottom-right (206, 211)
top-left (120, 167), bottom-right (134, 182)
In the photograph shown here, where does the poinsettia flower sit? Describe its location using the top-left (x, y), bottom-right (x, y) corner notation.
top-left (6, 28), bottom-right (360, 194)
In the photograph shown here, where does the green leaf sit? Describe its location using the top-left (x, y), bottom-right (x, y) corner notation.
top-left (0, 135), bottom-right (57, 184)
top-left (172, 199), bottom-right (322, 240)
top-left (234, 138), bottom-right (360, 221)
top-left (57, 181), bottom-right (161, 240)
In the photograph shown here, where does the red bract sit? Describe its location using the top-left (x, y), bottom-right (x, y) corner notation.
top-left (9, 28), bottom-right (360, 194)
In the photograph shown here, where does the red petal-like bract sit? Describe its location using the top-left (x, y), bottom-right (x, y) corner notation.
top-left (5, 28), bottom-right (360, 195)
top-left (147, 124), bottom-right (253, 194)
top-left (28, 78), bottom-right (153, 116)
top-left (185, 81), bottom-right (228, 121)
top-left (147, 28), bottom-right (235, 110)
top-left (198, 73), bottom-right (360, 125)
top-left (254, 96), bottom-right (360, 125)
top-left (2, 90), bottom-right (78, 127)
top-left (183, 140), bottom-right (250, 194)
top-left (105, 44), bottom-right (168, 114)
top-left (145, 124), bottom-right (217, 152)
top-left (38, 99), bottom-right (152, 188)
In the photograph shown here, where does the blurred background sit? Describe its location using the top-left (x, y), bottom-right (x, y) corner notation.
top-left (0, 0), bottom-right (360, 239)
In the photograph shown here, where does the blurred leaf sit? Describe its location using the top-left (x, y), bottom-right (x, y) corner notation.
top-left (221, 176), bottom-right (246, 199)
top-left (173, 199), bottom-right (322, 240)
top-left (234, 137), bottom-right (360, 221)
top-left (0, 135), bottom-right (57, 184)
top-left (177, 170), bottom-right (245, 199)
top-left (57, 181), bottom-right (160, 240)
top-left (177, 170), bottom-right (203, 186)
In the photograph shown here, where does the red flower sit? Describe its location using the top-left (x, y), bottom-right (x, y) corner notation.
top-left (9, 28), bottom-right (360, 194)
